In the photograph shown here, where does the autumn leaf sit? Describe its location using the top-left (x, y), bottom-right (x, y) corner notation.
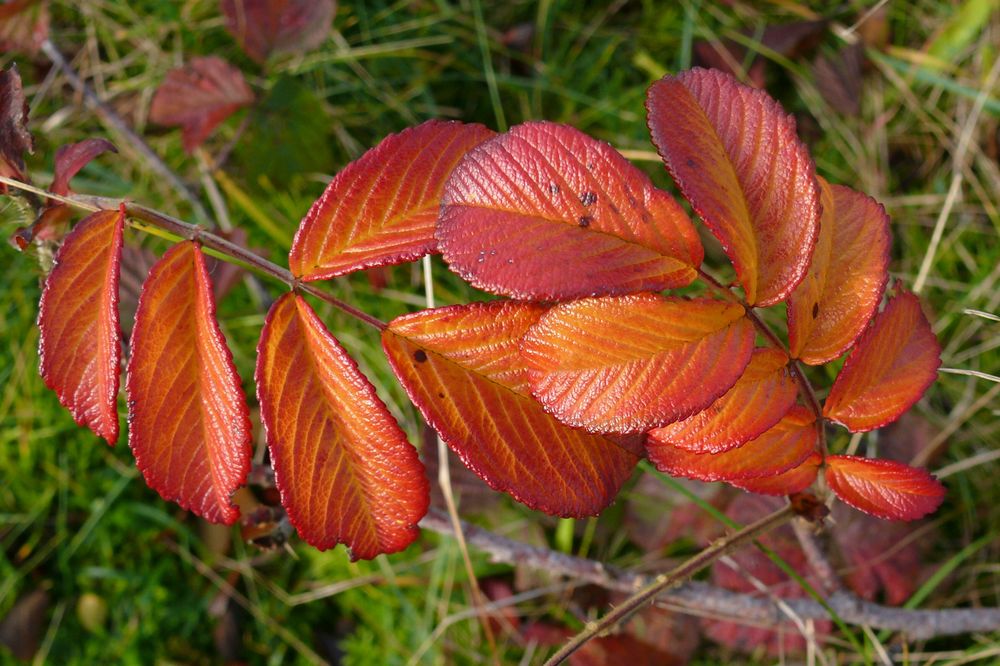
top-left (787, 179), bottom-right (890, 364)
top-left (437, 121), bottom-right (703, 300)
top-left (289, 120), bottom-right (495, 281)
top-left (823, 289), bottom-right (941, 432)
top-left (38, 208), bottom-right (124, 444)
top-left (221, 0), bottom-right (336, 64)
top-left (383, 301), bottom-right (639, 517)
top-left (646, 406), bottom-right (817, 482)
top-left (256, 293), bottom-right (428, 558)
top-left (520, 294), bottom-right (754, 434)
top-left (825, 455), bottom-right (945, 521)
top-left (0, 65), bottom-right (33, 186)
top-left (727, 452), bottom-right (821, 496)
top-left (646, 67), bottom-right (821, 306)
top-left (149, 56), bottom-right (254, 154)
top-left (126, 241), bottom-right (253, 525)
top-left (0, 0), bottom-right (48, 55)
top-left (50, 138), bottom-right (118, 195)
top-left (646, 347), bottom-right (797, 453)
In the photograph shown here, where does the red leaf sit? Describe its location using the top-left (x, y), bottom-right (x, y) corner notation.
top-left (51, 138), bottom-right (117, 196)
top-left (823, 289), bottom-right (941, 432)
top-left (126, 241), bottom-right (253, 525)
top-left (645, 347), bottom-right (797, 453)
top-left (437, 121), bottom-right (703, 300)
top-left (787, 179), bottom-right (890, 364)
top-left (149, 57), bottom-right (254, 154)
top-left (221, 0), bottom-right (336, 64)
top-left (727, 452), bottom-right (821, 496)
top-left (825, 455), bottom-right (945, 521)
top-left (520, 294), bottom-right (754, 434)
top-left (646, 67), bottom-right (821, 306)
top-left (256, 293), bottom-right (428, 557)
top-left (0, 0), bottom-right (48, 55)
top-left (38, 208), bottom-right (125, 443)
top-left (647, 406), bottom-right (817, 482)
top-left (0, 65), bottom-right (33, 186)
top-left (383, 301), bottom-right (639, 517)
top-left (288, 120), bottom-right (495, 280)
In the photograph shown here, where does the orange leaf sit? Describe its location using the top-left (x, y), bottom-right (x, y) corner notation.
top-left (256, 294), bottom-right (428, 558)
top-left (647, 406), bottom-right (817, 482)
top-left (728, 452), bottom-right (821, 496)
top-left (646, 347), bottom-right (797, 453)
top-left (788, 179), bottom-right (890, 364)
top-left (823, 289), bottom-right (940, 432)
top-left (520, 294), bottom-right (754, 434)
top-left (383, 301), bottom-right (639, 517)
top-left (289, 120), bottom-right (495, 280)
top-left (38, 208), bottom-right (124, 444)
top-left (126, 241), bottom-right (252, 525)
top-left (825, 455), bottom-right (945, 521)
top-left (646, 68), bottom-right (821, 306)
top-left (437, 121), bottom-right (703, 300)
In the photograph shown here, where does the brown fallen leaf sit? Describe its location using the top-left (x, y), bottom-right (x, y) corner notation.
top-left (813, 43), bottom-right (864, 116)
top-left (221, 0), bottom-right (336, 64)
top-left (0, 0), bottom-right (48, 55)
top-left (0, 587), bottom-right (49, 661)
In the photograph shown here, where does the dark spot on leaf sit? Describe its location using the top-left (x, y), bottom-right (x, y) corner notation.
top-left (437, 392), bottom-right (444, 399)
top-left (578, 216), bottom-right (593, 228)
top-left (549, 181), bottom-right (559, 195)
top-left (579, 191), bottom-right (597, 206)
top-left (586, 161), bottom-right (595, 170)
top-left (608, 203), bottom-right (620, 214)
top-left (414, 350), bottom-right (427, 363)
top-left (812, 303), bottom-right (819, 319)
top-left (686, 158), bottom-right (697, 168)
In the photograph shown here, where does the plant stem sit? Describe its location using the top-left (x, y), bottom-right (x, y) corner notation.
top-left (543, 502), bottom-right (797, 665)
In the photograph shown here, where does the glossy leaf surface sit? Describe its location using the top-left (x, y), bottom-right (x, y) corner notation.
top-left (823, 290), bottom-right (940, 432)
top-left (825, 455), bottom-right (945, 521)
top-left (646, 67), bottom-right (820, 306)
top-left (647, 406), bottom-right (816, 482)
top-left (520, 294), bottom-right (754, 434)
top-left (257, 294), bottom-right (428, 558)
top-left (383, 301), bottom-right (639, 517)
top-left (126, 241), bottom-right (252, 524)
top-left (787, 179), bottom-right (890, 364)
top-left (289, 120), bottom-right (494, 280)
top-left (646, 347), bottom-right (796, 453)
top-left (38, 208), bottom-right (124, 444)
top-left (437, 121), bottom-right (703, 300)
top-left (728, 452), bottom-right (821, 496)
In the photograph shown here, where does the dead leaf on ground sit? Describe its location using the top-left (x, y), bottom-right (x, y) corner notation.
top-left (221, 0), bottom-right (336, 64)
top-left (0, 0), bottom-right (48, 55)
top-left (0, 65), bottom-right (33, 186)
top-left (0, 587), bottom-right (49, 661)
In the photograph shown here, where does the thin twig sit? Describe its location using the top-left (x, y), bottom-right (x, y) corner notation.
top-left (792, 518), bottom-right (843, 594)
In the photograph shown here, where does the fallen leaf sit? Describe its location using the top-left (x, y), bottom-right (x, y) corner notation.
top-left (813, 43), bottom-right (865, 116)
top-left (0, 65), bottom-right (33, 186)
top-left (221, 0), bottom-right (336, 64)
top-left (0, 588), bottom-right (49, 661)
top-left (0, 0), bottom-right (48, 55)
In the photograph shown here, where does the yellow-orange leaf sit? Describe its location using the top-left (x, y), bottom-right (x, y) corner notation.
top-left (520, 294), bottom-right (754, 434)
top-left (788, 179), bottom-right (890, 364)
top-left (38, 208), bottom-right (124, 444)
top-left (646, 68), bottom-right (820, 306)
top-left (256, 294), bottom-right (428, 558)
top-left (728, 452), bottom-right (821, 496)
top-left (646, 348), bottom-right (797, 453)
top-left (825, 455), bottom-right (945, 521)
top-left (383, 301), bottom-right (639, 517)
top-left (823, 290), bottom-right (940, 432)
top-left (126, 241), bottom-right (252, 525)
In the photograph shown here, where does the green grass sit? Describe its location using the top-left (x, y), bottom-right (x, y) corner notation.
top-left (3, 0), bottom-right (999, 663)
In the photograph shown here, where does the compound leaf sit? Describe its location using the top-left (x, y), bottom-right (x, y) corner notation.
top-left (825, 455), bottom-right (945, 521)
top-left (437, 121), bottom-right (703, 300)
top-left (257, 293), bottom-right (428, 558)
top-left (126, 241), bottom-right (252, 525)
top-left (646, 67), bottom-right (820, 306)
top-left (289, 120), bottom-right (495, 281)
top-left (788, 179), bottom-right (890, 364)
top-left (383, 301), bottom-right (639, 517)
top-left (728, 452), bottom-right (821, 496)
top-left (823, 289), bottom-right (940, 432)
top-left (520, 294), bottom-right (754, 434)
top-left (38, 208), bottom-right (125, 444)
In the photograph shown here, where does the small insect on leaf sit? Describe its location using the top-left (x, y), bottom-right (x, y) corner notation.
top-left (289, 120), bottom-right (495, 281)
top-left (825, 455), bottom-right (945, 521)
top-left (38, 208), bottom-right (125, 444)
top-left (127, 241), bottom-right (253, 525)
top-left (257, 293), bottom-right (428, 559)
top-left (646, 67), bottom-right (821, 306)
top-left (437, 121), bottom-right (703, 300)
top-left (823, 289), bottom-right (941, 432)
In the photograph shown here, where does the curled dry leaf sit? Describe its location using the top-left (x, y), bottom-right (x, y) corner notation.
top-left (727, 452), bottom-right (821, 496)
top-left (823, 289), bottom-right (941, 432)
top-left (0, 0), bottom-right (48, 55)
top-left (221, 0), bottom-right (336, 64)
top-left (0, 65), bottom-right (33, 186)
top-left (437, 121), bottom-right (703, 300)
top-left (787, 178), bottom-right (890, 364)
top-left (825, 455), bottom-right (945, 521)
top-left (289, 120), bottom-right (495, 280)
top-left (38, 208), bottom-right (125, 444)
top-left (127, 241), bottom-right (253, 525)
top-left (646, 67), bottom-right (821, 306)
top-left (520, 294), bottom-right (754, 434)
top-left (383, 301), bottom-right (639, 517)
top-left (257, 293), bottom-right (428, 558)
top-left (149, 56), bottom-right (254, 154)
